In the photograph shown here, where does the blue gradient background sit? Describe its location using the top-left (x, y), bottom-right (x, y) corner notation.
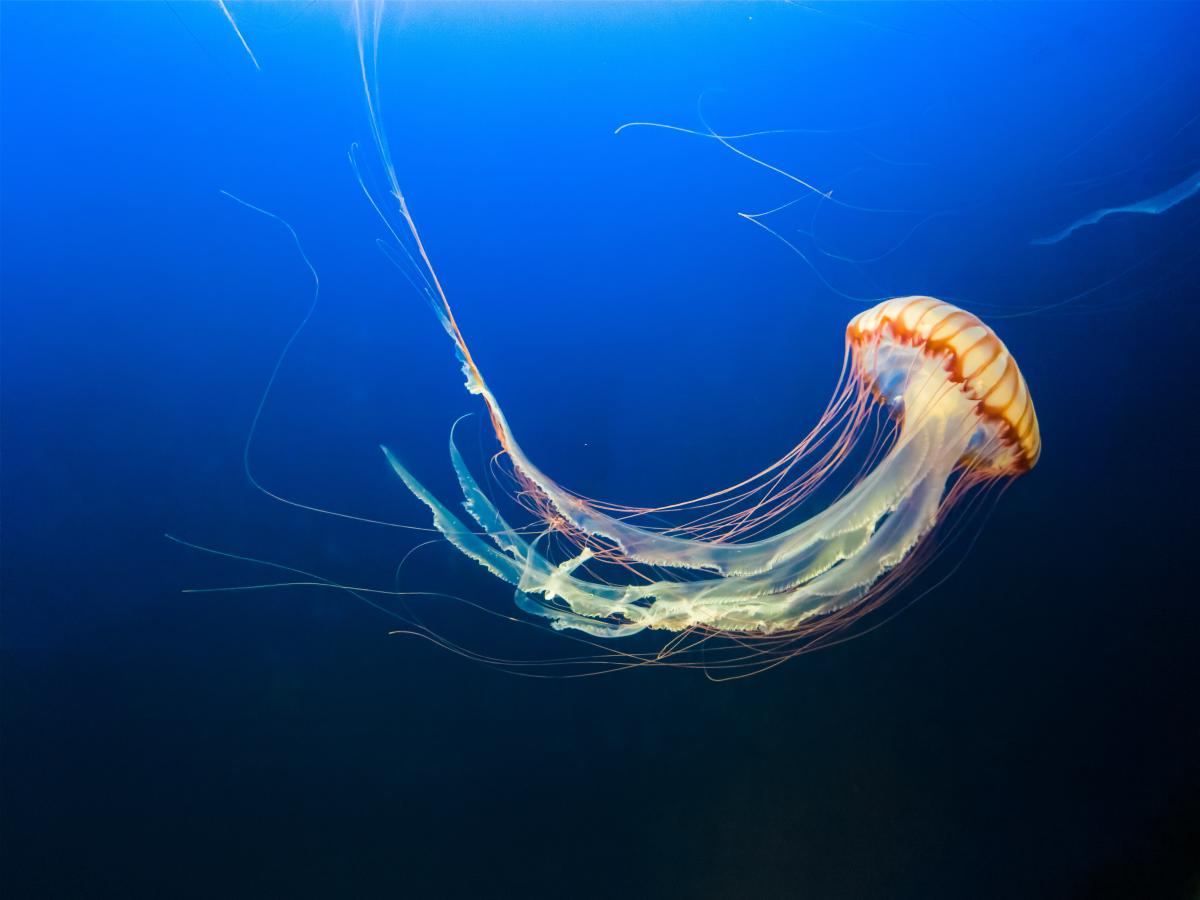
top-left (3, 3), bottom-right (1199, 897)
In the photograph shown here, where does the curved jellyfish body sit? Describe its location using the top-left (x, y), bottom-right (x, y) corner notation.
top-left (388, 295), bottom-right (1040, 643)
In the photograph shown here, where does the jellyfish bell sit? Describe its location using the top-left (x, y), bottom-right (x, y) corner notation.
top-left (388, 294), bottom-right (1039, 658)
top-left (848, 296), bottom-right (1040, 476)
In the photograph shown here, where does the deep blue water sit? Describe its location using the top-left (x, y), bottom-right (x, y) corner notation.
top-left (3, 2), bottom-right (1200, 897)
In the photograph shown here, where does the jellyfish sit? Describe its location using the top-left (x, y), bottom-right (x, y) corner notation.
top-left (334, 1), bottom-right (1040, 663)
top-left (385, 294), bottom-right (1040, 646)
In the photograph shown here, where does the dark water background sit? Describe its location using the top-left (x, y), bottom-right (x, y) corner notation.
top-left (4, 2), bottom-right (1200, 897)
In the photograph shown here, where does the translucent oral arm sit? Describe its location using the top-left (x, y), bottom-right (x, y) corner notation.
top-left (390, 393), bottom-right (969, 636)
